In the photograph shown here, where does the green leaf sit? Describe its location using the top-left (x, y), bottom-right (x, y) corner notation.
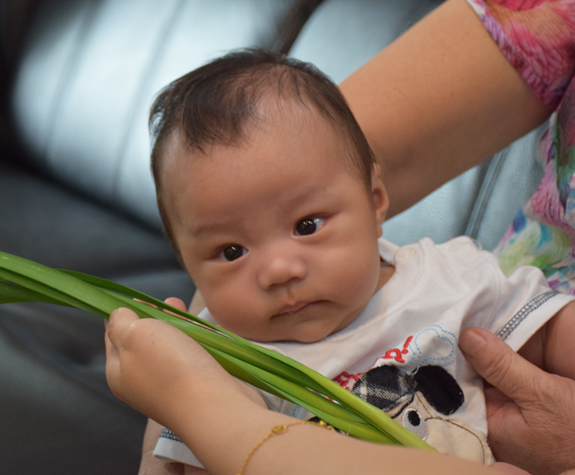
top-left (0, 250), bottom-right (435, 452)
top-left (0, 280), bottom-right (71, 306)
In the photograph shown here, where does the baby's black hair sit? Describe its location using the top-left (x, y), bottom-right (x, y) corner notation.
top-left (149, 48), bottom-right (374, 251)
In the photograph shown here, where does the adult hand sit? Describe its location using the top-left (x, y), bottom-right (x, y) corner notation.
top-left (133, 297), bottom-right (207, 475)
top-left (105, 303), bottom-right (236, 429)
top-left (137, 339), bottom-right (188, 475)
top-left (490, 462), bottom-right (530, 474)
top-left (460, 328), bottom-right (575, 475)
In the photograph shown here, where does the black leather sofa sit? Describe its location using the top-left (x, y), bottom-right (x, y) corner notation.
top-left (0, 1), bottom-right (546, 473)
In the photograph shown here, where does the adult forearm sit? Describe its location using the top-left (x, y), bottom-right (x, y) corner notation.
top-left (340, 0), bottom-right (550, 217)
top-left (172, 396), bottom-right (499, 475)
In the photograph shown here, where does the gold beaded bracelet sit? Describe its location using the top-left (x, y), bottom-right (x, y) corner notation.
top-left (237, 420), bottom-right (335, 475)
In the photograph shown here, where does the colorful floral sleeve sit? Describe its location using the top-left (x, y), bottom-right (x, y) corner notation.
top-left (466, 0), bottom-right (575, 110)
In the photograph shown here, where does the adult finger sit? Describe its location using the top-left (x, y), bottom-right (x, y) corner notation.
top-left (104, 307), bottom-right (146, 399)
top-left (105, 307), bottom-right (141, 356)
top-left (107, 307), bottom-right (139, 336)
top-left (105, 308), bottom-right (129, 393)
top-left (459, 327), bottom-right (548, 405)
top-left (490, 462), bottom-right (531, 475)
top-left (164, 297), bottom-right (187, 312)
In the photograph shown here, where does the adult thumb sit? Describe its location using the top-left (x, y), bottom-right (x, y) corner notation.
top-left (459, 327), bottom-right (546, 404)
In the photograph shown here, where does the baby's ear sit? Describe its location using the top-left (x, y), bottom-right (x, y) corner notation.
top-left (371, 163), bottom-right (389, 232)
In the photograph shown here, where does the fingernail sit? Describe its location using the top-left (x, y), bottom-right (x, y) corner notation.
top-left (460, 328), bottom-right (488, 357)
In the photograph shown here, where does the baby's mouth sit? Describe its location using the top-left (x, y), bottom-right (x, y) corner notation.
top-left (274, 301), bottom-right (320, 316)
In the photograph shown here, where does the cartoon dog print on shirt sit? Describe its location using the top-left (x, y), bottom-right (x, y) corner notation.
top-left (330, 326), bottom-right (492, 464)
top-left (351, 364), bottom-right (492, 464)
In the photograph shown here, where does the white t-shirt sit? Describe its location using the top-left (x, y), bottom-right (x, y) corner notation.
top-left (154, 237), bottom-right (574, 466)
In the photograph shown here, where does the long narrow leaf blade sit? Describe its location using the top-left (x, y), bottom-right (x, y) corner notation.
top-left (61, 269), bottom-right (428, 446)
top-left (0, 251), bottom-right (434, 451)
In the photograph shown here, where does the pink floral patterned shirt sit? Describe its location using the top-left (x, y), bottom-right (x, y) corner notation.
top-left (466, 0), bottom-right (575, 293)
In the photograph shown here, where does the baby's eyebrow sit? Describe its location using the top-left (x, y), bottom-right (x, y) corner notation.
top-left (187, 220), bottom-right (231, 239)
top-left (186, 188), bottom-right (334, 239)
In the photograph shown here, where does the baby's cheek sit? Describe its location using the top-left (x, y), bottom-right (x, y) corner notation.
top-left (340, 267), bottom-right (377, 305)
top-left (327, 246), bottom-right (380, 297)
top-left (205, 285), bottom-right (262, 332)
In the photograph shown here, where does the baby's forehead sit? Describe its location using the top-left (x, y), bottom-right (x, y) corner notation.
top-left (161, 97), bottom-right (370, 201)
top-left (171, 100), bottom-right (351, 164)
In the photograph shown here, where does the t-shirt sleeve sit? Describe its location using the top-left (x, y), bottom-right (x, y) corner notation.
top-left (484, 263), bottom-right (575, 351)
top-left (465, 0), bottom-right (575, 110)
top-left (153, 428), bottom-right (205, 468)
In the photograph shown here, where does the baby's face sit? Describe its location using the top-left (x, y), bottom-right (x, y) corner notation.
top-left (162, 105), bottom-right (389, 342)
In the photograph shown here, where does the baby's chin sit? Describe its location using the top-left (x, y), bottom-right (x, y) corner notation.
top-left (247, 322), bottom-right (342, 344)
top-left (210, 306), bottom-right (355, 343)
top-left (211, 323), bottom-right (327, 344)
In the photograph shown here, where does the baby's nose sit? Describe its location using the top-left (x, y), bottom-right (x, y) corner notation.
top-left (257, 249), bottom-right (307, 290)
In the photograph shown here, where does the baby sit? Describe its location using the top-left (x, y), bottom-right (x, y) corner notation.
top-left (145, 48), bottom-right (575, 471)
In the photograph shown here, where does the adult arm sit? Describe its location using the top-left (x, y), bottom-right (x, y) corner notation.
top-left (137, 294), bottom-right (208, 475)
top-left (107, 308), bottom-right (514, 475)
top-left (339, 0), bottom-right (551, 217)
top-left (460, 327), bottom-right (575, 475)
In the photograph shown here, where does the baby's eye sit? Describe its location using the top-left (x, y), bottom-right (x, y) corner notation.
top-left (219, 245), bottom-right (246, 262)
top-left (295, 218), bottom-right (325, 236)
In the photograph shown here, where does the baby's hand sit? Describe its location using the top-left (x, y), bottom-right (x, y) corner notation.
top-left (104, 305), bottom-right (235, 429)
